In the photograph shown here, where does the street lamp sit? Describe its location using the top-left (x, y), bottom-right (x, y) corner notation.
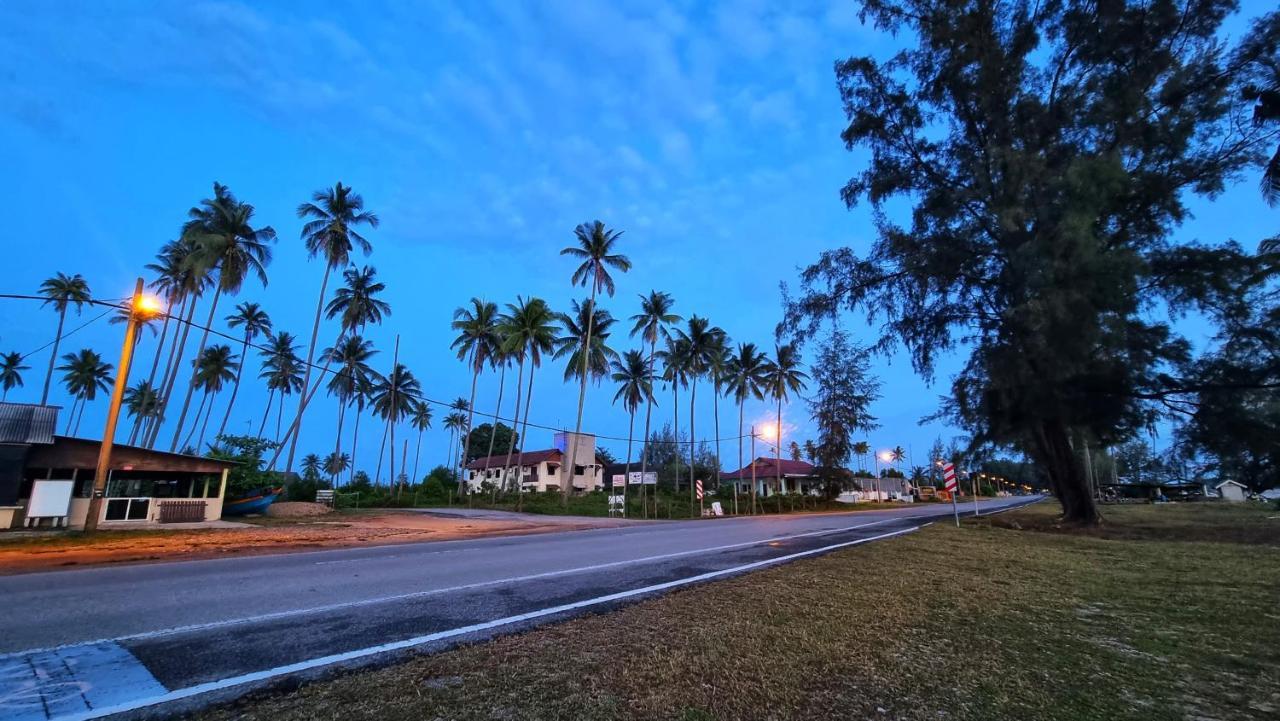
top-left (83, 279), bottom-right (164, 532)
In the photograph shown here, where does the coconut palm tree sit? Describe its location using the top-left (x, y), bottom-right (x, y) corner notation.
top-left (57, 348), bottom-right (113, 435)
top-left (181, 344), bottom-right (238, 452)
top-left (170, 183), bottom-right (275, 451)
top-left (499, 297), bottom-right (558, 501)
top-left (271, 265), bottom-right (390, 470)
top-left (726, 342), bottom-right (767, 513)
top-left (629, 291), bottom-right (679, 515)
top-left (144, 238), bottom-right (212, 448)
top-left (673, 316), bottom-right (726, 508)
top-left (323, 451), bottom-right (352, 480)
top-left (560, 221), bottom-right (631, 502)
top-left (480, 335), bottom-right (512, 493)
top-left (346, 374), bottom-right (375, 483)
top-left (293, 183), bottom-right (379, 471)
top-left (852, 440), bottom-right (871, 478)
top-left (258, 332), bottom-right (304, 443)
top-left (38, 272), bottom-right (92, 405)
top-left (450, 299), bottom-right (500, 496)
top-left (218, 302), bottom-right (272, 438)
top-left (442, 410), bottom-right (467, 481)
top-left (370, 363), bottom-right (420, 490)
top-left (1, 352), bottom-right (29, 401)
top-left (762, 343), bottom-right (808, 501)
top-left (123, 380), bottom-right (161, 445)
top-left (555, 299), bottom-right (620, 491)
top-left (301, 453), bottom-right (323, 480)
top-left (409, 400), bottom-right (433, 484)
top-left (322, 335), bottom-right (377, 479)
top-left (611, 349), bottom-right (654, 508)
top-left (706, 336), bottom-right (730, 496)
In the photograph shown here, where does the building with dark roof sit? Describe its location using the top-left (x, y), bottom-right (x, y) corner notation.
top-left (0, 402), bottom-right (235, 530)
top-left (463, 432), bottom-right (603, 494)
top-left (721, 457), bottom-right (823, 496)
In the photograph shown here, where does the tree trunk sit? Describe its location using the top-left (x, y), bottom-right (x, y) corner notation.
top-left (350, 403), bottom-right (363, 484)
top-left (413, 429), bottom-right (424, 486)
top-left (290, 265), bottom-right (333, 473)
top-left (64, 397), bottom-right (79, 434)
top-left (638, 340), bottom-right (657, 519)
top-left (713, 381), bottom-right (722, 500)
top-left (149, 294), bottom-right (199, 448)
top-left (688, 376), bottom-right (697, 510)
top-left (181, 391), bottom-right (209, 451)
top-left (775, 399), bottom-right (783, 513)
top-left (503, 358), bottom-right (525, 493)
top-left (566, 287), bottom-right (598, 504)
top-left (258, 388), bottom-right (275, 438)
top-left (459, 358), bottom-right (481, 504)
top-left (147, 295), bottom-right (188, 443)
top-left (485, 362), bottom-right (506, 502)
top-left (196, 391), bottom-right (215, 449)
top-left (737, 402), bottom-right (744, 515)
top-left (41, 307), bottom-right (68, 406)
top-left (217, 334), bottom-right (250, 439)
top-left (375, 421), bottom-right (390, 486)
top-left (170, 285), bottom-right (222, 451)
top-left (1031, 419), bottom-right (1100, 524)
top-left (672, 380), bottom-right (680, 490)
top-left (332, 400), bottom-right (347, 485)
top-left (515, 363), bottom-right (536, 512)
top-left (624, 409), bottom-right (634, 515)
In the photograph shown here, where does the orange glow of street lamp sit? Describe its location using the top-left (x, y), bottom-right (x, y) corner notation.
top-left (134, 293), bottom-right (164, 317)
top-left (878, 450), bottom-right (894, 463)
top-left (756, 422), bottom-right (778, 443)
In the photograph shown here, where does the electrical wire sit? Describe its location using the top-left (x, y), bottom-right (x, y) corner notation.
top-left (0, 292), bottom-right (770, 446)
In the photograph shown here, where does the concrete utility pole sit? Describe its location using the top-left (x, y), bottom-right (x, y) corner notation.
top-left (85, 279), bottom-right (156, 532)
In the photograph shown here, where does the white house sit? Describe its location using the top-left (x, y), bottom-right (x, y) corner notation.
top-left (1214, 479), bottom-right (1249, 502)
top-left (463, 432), bottom-right (603, 494)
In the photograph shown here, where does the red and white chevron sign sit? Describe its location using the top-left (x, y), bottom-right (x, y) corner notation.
top-left (943, 463), bottom-right (958, 492)
top-left (695, 479), bottom-right (704, 500)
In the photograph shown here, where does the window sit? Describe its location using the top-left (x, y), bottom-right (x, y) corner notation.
top-left (574, 465), bottom-right (585, 476)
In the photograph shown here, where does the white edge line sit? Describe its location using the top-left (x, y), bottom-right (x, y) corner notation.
top-left (64, 524), bottom-right (922, 721)
top-left (1, 518), bottom-right (901, 657)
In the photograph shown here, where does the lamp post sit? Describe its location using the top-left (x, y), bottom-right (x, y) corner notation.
top-left (84, 279), bottom-right (161, 532)
top-left (750, 426), bottom-right (757, 515)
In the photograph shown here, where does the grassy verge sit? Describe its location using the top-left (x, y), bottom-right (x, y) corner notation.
top-left (197, 502), bottom-right (1279, 721)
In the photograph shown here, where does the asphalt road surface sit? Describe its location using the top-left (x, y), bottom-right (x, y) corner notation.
top-left (0, 496), bottom-right (1040, 720)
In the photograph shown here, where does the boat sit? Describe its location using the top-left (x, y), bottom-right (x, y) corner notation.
top-left (222, 486), bottom-right (285, 516)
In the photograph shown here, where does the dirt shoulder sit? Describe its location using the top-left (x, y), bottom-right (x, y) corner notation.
top-left (0, 509), bottom-right (626, 575)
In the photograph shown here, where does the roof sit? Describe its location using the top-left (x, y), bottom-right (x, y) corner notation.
top-left (722, 457), bottom-right (817, 481)
top-left (1215, 480), bottom-right (1248, 489)
top-left (25, 435), bottom-right (237, 473)
top-left (466, 449), bottom-right (561, 471)
top-left (0, 403), bottom-right (59, 444)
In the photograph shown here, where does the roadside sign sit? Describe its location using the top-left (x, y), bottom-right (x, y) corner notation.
top-left (711, 501), bottom-right (724, 516)
top-left (628, 471), bottom-right (657, 485)
top-left (611, 474), bottom-right (625, 488)
top-left (695, 479), bottom-right (704, 500)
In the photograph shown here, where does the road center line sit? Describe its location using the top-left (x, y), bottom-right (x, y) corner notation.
top-left (59, 524), bottom-right (923, 721)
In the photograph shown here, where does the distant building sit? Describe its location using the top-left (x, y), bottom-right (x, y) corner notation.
top-left (721, 457), bottom-right (823, 496)
top-left (463, 431), bottom-right (603, 494)
top-left (1215, 480), bottom-right (1249, 502)
top-left (0, 402), bottom-right (235, 530)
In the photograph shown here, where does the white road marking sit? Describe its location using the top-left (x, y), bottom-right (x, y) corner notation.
top-left (54, 524), bottom-right (923, 721)
top-left (1, 517), bottom-right (901, 657)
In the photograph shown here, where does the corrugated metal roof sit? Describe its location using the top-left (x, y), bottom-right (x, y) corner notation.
top-left (0, 403), bottom-right (59, 444)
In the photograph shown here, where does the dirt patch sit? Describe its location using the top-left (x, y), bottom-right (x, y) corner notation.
top-left (0, 511), bottom-right (613, 574)
top-left (267, 502), bottom-right (333, 518)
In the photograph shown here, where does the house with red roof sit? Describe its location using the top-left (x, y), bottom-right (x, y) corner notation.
top-left (721, 456), bottom-right (823, 497)
top-left (463, 432), bottom-right (603, 494)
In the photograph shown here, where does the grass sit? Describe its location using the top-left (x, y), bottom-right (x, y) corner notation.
top-left (196, 501), bottom-right (1280, 721)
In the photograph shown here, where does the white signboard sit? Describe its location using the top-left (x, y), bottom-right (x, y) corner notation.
top-left (627, 471), bottom-right (657, 485)
top-left (27, 480), bottom-right (74, 518)
top-left (608, 494), bottom-right (626, 505)
top-left (710, 501), bottom-right (724, 516)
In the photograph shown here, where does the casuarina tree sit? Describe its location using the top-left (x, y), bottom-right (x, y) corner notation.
top-left (781, 0), bottom-right (1280, 524)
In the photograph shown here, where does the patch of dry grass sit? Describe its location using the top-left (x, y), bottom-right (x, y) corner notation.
top-left (195, 503), bottom-right (1280, 721)
top-left (981, 500), bottom-right (1280, 545)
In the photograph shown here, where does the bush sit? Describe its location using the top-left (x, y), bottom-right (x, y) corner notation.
top-left (286, 476), bottom-right (331, 502)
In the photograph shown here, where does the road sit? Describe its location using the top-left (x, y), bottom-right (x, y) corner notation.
top-left (0, 496), bottom-right (1039, 720)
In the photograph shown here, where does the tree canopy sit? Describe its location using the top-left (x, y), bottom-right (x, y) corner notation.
top-left (782, 1), bottom-right (1280, 523)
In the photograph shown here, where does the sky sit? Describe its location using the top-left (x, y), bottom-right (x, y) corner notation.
top-left (0, 0), bottom-right (1273, 477)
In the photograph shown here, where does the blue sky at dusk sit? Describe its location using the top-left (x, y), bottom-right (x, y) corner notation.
top-left (0, 1), bottom-right (1272, 473)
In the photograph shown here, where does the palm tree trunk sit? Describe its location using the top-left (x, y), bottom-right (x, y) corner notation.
top-left (73, 398), bottom-right (87, 436)
top-left (459, 357), bottom-right (481, 504)
top-left (41, 307), bottom-right (67, 406)
top-left (624, 409), bottom-right (634, 515)
top-left (672, 380), bottom-right (680, 490)
top-left (148, 294), bottom-right (198, 448)
top-left (776, 399), bottom-right (783, 513)
top-left (444, 426), bottom-right (454, 482)
top-left (275, 393), bottom-right (285, 447)
top-left (181, 391), bottom-right (210, 451)
top-left (713, 382), bottom-right (722, 497)
top-left (216, 334), bottom-right (250, 438)
top-left (143, 297), bottom-right (183, 445)
top-left (515, 364), bottom-right (536, 512)
top-left (332, 400), bottom-right (347, 484)
top-left (737, 402), bottom-right (745, 515)
top-left (566, 285), bottom-right (598, 504)
top-left (289, 265), bottom-right (333, 473)
top-left (389, 417), bottom-right (397, 491)
top-left (503, 358), bottom-right (525, 493)
top-left (64, 397), bottom-right (79, 434)
top-left (197, 391), bottom-right (216, 449)
top-left (688, 376), bottom-right (697, 511)
top-left (485, 363), bottom-right (507, 502)
top-left (169, 286), bottom-right (222, 451)
top-left (638, 340), bottom-right (656, 519)
top-left (145, 304), bottom-right (172, 389)
top-left (350, 404), bottom-right (363, 484)
top-left (258, 388), bottom-right (275, 438)
top-left (267, 354), bottom-right (336, 469)
top-left (375, 422), bottom-right (389, 486)
top-left (413, 428), bottom-right (424, 486)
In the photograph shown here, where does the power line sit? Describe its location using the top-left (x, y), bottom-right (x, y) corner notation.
top-left (0, 292), bottom-right (767, 446)
top-left (0, 295), bottom-right (130, 362)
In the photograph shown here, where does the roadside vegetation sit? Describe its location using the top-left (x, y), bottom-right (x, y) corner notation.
top-left (196, 502), bottom-right (1280, 721)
